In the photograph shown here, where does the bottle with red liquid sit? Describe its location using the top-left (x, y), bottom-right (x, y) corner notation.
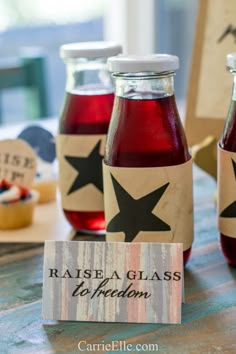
top-left (103, 55), bottom-right (193, 265)
top-left (218, 52), bottom-right (236, 266)
top-left (57, 42), bottom-right (122, 232)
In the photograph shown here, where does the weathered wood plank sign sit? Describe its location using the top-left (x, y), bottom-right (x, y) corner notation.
top-left (42, 241), bottom-right (183, 324)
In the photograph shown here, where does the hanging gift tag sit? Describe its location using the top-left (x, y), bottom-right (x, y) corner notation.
top-left (0, 139), bottom-right (37, 189)
top-left (42, 240), bottom-right (183, 324)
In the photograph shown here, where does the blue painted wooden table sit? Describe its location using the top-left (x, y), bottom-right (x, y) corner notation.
top-left (0, 166), bottom-right (236, 354)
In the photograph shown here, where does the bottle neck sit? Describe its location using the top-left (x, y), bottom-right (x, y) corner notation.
top-left (113, 72), bottom-right (175, 99)
top-left (64, 58), bottom-right (113, 94)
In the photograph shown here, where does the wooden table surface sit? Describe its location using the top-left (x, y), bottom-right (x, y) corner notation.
top-left (0, 166), bottom-right (235, 354)
top-left (0, 119), bottom-right (236, 354)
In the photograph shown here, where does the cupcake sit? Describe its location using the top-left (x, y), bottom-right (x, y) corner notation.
top-left (0, 180), bottom-right (39, 230)
top-left (33, 157), bottom-right (57, 204)
top-left (17, 126), bottom-right (57, 204)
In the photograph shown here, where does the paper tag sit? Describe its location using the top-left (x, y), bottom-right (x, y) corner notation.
top-left (42, 241), bottom-right (183, 324)
top-left (18, 125), bottom-right (56, 163)
top-left (103, 159), bottom-right (193, 251)
top-left (218, 146), bottom-right (236, 238)
top-left (0, 139), bottom-right (37, 188)
top-left (57, 134), bottom-right (106, 211)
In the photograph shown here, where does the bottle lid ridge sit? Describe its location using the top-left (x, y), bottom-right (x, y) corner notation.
top-left (108, 54), bottom-right (179, 73)
top-left (60, 42), bottom-right (122, 60)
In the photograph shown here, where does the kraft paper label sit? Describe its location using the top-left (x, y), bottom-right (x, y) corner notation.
top-left (57, 134), bottom-right (106, 211)
top-left (103, 159), bottom-right (193, 251)
top-left (218, 146), bottom-right (236, 238)
top-left (0, 139), bottom-right (37, 189)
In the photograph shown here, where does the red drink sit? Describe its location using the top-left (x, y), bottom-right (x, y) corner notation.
top-left (219, 99), bottom-right (236, 266)
top-left (58, 42), bottom-right (122, 232)
top-left (59, 90), bottom-right (114, 231)
top-left (60, 91), bottom-right (114, 135)
top-left (105, 93), bottom-right (191, 264)
top-left (217, 52), bottom-right (236, 266)
top-left (104, 54), bottom-right (193, 266)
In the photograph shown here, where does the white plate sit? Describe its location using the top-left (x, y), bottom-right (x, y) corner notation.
top-left (0, 200), bottom-right (75, 243)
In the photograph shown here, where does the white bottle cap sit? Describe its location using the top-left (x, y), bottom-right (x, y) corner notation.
top-left (108, 54), bottom-right (179, 73)
top-left (60, 42), bottom-right (122, 60)
top-left (227, 52), bottom-right (236, 70)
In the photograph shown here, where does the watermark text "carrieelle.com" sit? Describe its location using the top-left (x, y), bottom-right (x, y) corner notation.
top-left (78, 340), bottom-right (159, 352)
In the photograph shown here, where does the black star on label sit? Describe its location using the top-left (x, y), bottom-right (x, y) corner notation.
top-left (65, 140), bottom-right (103, 195)
top-left (220, 159), bottom-right (236, 218)
top-left (107, 174), bottom-right (171, 242)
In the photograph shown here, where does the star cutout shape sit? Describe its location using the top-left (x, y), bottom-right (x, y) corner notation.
top-left (220, 158), bottom-right (236, 217)
top-left (64, 140), bottom-right (103, 195)
top-left (107, 174), bottom-right (171, 242)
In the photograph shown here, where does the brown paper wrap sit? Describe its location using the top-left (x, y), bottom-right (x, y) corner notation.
top-left (57, 134), bottom-right (106, 211)
top-left (103, 159), bottom-right (193, 251)
top-left (218, 146), bottom-right (236, 238)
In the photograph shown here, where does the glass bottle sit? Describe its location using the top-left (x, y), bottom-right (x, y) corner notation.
top-left (218, 52), bottom-right (236, 266)
top-left (103, 55), bottom-right (193, 265)
top-left (57, 42), bottom-right (122, 231)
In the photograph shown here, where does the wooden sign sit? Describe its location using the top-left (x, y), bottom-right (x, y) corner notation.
top-left (0, 139), bottom-right (37, 188)
top-left (42, 241), bottom-right (183, 324)
top-left (185, 0), bottom-right (236, 146)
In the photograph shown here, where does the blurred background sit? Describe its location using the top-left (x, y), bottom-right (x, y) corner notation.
top-left (0, 0), bottom-right (198, 125)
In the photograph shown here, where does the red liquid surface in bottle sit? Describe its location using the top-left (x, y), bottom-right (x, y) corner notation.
top-left (60, 90), bottom-right (114, 231)
top-left (105, 94), bottom-right (192, 265)
top-left (219, 99), bottom-right (236, 266)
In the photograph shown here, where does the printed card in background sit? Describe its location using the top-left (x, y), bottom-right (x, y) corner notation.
top-left (185, 0), bottom-right (236, 145)
top-left (43, 241), bottom-right (183, 324)
top-left (0, 139), bottom-right (37, 189)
